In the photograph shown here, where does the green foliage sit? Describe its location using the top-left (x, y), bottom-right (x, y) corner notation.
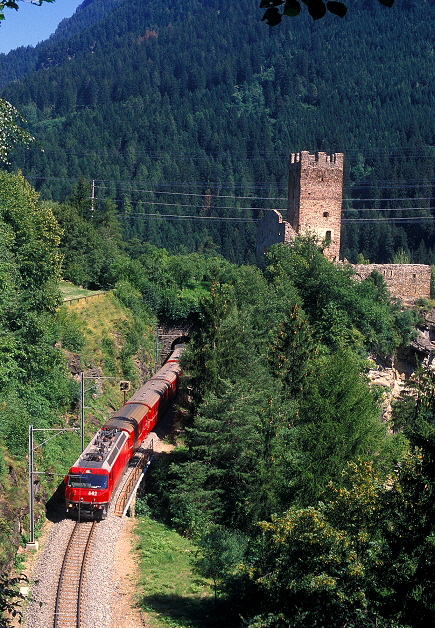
top-left (112, 282), bottom-right (155, 378)
top-left (265, 239), bottom-right (413, 356)
top-left (242, 461), bottom-right (400, 628)
top-left (49, 198), bottom-right (122, 290)
top-left (184, 382), bottom-right (294, 530)
top-left (56, 307), bottom-right (86, 352)
top-left (134, 246), bottom-right (228, 322)
top-left (0, 573), bottom-right (28, 626)
top-left (291, 349), bottom-right (388, 504)
top-left (267, 304), bottom-right (317, 399)
top-left (260, 0), bottom-right (396, 25)
top-left (356, 253), bottom-right (371, 265)
top-left (113, 280), bottom-right (143, 312)
top-left (0, 392), bottom-right (31, 456)
top-left (2, 0), bottom-right (435, 267)
top-left (101, 332), bottom-right (117, 372)
top-left (194, 527), bottom-right (248, 600)
top-left (0, 98), bottom-right (34, 163)
top-left (152, 242), bottom-right (409, 547)
top-left (1, 0), bottom-right (435, 268)
top-left (142, 240), bottom-right (423, 626)
top-left (0, 172), bottom-right (78, 470)
top-left (0, 0), bottom-right (54, 23)
top-left (252, 507), bottom-right (375, 626)
top-left (392, 248), bottom-right (411, 264)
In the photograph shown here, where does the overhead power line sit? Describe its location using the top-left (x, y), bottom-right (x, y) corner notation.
top-left (98, 198), bottom-right (277, 212)
top-left (344, 197), bottom-right (433, 202)
top-left (97, 186), bottom-right (285, 202)
top-left (342, 217), bottom-right (434, 223)
top-left (116, 212), bottom-right (259, 222)
top-left (115, 212), bottom-right (433, 224)
top-left (343, 207), bottom-right (433, 212)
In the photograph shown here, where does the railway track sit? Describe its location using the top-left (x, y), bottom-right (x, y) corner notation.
top-left (53, 520), bottom-right (96, 628)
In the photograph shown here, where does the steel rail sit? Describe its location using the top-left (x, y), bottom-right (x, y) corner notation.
top-left (53, 520), bottom-right (96, 628)
top-left (77, 522), bottom-right (96, 627)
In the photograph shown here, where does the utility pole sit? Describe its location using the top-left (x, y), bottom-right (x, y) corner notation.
top-left (27, 425), bottom-right (79, 550)
top-left (91, 179), bottom-right (95, 212)
top-left (28, 425), bottom-right (35, 549)
top-left (155, 325), bottom-right (159, 373)
top-left (80, 371), bottom-right (85, 453)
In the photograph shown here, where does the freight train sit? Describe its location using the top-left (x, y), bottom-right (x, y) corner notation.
top-left (64, 344), bottom-right (184, 520)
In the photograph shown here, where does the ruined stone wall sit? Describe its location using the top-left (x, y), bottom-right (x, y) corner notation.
top-left (353, 264), bottom-right (431, 302)
top-left (288, 151), bottom-right (344, 261)
top-left (256, 209), bottom-right (296, 266)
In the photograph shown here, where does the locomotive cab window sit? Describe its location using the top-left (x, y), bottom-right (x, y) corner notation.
top-left (68, 473), bottom-right (108, 489)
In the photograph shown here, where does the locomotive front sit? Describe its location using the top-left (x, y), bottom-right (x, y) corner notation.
top-left (65, 467), bottom-right (110, 520)
top-left (64, 427), bottom-right (130, 520)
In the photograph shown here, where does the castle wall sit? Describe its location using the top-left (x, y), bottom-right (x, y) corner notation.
top-left (288, 151), bottom-right (344, 261)
top-left (353, 264), bottom-right (431, 302)
top-left (256, 209), bottom-right (296, 265)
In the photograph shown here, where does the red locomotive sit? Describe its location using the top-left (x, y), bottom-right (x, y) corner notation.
top-left (64, 344), bottom-right (184, 520)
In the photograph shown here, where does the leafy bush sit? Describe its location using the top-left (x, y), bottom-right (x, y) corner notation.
top-left (101, 333), bottom-right (117, 372)
top-left (56, 307), bottom-right (86, 352)
top-left (113, 280), bottom-right (143, 313)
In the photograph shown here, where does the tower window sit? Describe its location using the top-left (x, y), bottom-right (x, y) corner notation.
top-left (323, 211), bottom-right (329, 217)
top-left (325, 231), bottom-right (331, 246)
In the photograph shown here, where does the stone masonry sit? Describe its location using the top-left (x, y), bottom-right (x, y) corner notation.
top-left (353, 264), bottom-right (431, 302)
top-left (257, 151), bottom-right (344, 264)
top-left (255, 209), bottom-right (296, 262)
top-left (256, 150), bottom-right (431, 303)
top-left (288, 151), bottom-right (344, 261)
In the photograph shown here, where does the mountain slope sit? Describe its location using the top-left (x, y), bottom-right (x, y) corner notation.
top-left (2, 0), bottom-right (435, 264)
top-left (0, 0), bottom-right (122, 86)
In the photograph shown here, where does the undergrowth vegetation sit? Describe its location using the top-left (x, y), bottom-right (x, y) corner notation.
top-left (135, 517), bottom-right (216, 628)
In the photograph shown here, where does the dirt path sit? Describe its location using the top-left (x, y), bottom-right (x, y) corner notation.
top-left (111, 518), bottom-right (149, 628)
top-left (110, 441), bottom-right (175, 627)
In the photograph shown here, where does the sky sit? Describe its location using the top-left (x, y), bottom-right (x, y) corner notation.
top-left (0, 0), bottom-right (83, 54)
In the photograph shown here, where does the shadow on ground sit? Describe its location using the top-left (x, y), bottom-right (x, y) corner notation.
top-left (140, 593), bottom-right (232, 627)
top-left (151, 404), bottom-right (175, 442)
top-left (45, 482), bottom-right (67, 523)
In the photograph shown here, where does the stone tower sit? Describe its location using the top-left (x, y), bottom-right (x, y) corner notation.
top-left (288, 151), bottom-right (344, 261)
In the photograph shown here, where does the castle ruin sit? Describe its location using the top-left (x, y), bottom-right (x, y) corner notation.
top-left (256, 151), bottom-right (431, 303)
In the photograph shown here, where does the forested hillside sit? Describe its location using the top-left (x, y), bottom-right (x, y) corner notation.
top-left (1, 0), bottom-right (435, 264)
